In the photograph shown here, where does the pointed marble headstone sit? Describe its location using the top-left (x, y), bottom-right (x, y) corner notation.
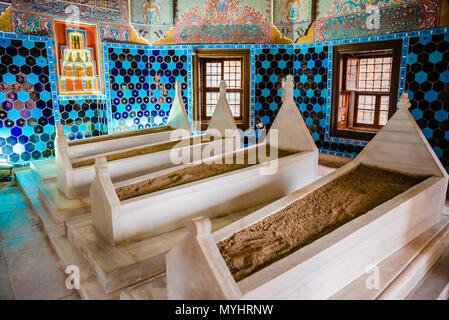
top-left (166, 81), bottom-right (191, 132)
top-left (55, 124), bottom-right (68, 149)
top-left (357, 93), bottom-right (447, 177)
top-left (206, 80), bottom-right (239, 139)
top-left (55, 124), bottom-right (70, 162)
top-left (266, 75), bottom-right (317, 153)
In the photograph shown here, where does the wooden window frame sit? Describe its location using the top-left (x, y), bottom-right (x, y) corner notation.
top-left (193, 49), bottom-right (250, 131)
top-left (330, 40), bottom-right (402, 141)
top-left (353, 92), bottom-right (390, 129)
top-left (201, 58), bottom-right (243, 121)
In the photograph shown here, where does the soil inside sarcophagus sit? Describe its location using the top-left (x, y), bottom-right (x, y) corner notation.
top-left (68, 126), bottom-right (172, 146)
top-left (115, 146), bottom-right (296, 201)
top-left (71, 135), bottom-right (205, 168)
top-left (217, 164), bottom-right (428, 282)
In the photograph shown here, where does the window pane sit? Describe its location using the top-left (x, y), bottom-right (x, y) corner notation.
top-left (379, 95), bottom-right (390, 126)
top-left (358, 95), bottom-right (376, 110)
top-left (346, 58), bottom-right (358, 90)
top-left (206, 92), bottom-right (241, 117)
top-left (226, 92), bottom-right (241, 117)
top-left (380, 96), bottom-right (389, 111)
top-left (224, 60), bottom-right (241, 89)
top-left (357, 57), bottom-right (392, 92)
top-left (379, 111), bottom-right (389, 126)
top-left (206, 62), bottom-right (221, 87)
top-left (357, 110), bottom-right (375, 124)
top-left (357, 95), bottom-right (376, 124)
top-left (206, 92), bottom-right (220, 116)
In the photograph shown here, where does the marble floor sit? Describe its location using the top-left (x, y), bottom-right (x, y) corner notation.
top-left (0, 178), bottom-right (80, 300)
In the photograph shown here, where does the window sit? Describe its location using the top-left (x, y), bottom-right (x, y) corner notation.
top-left (347, 56), bottom-right (392, 128)
top-left (204, 60), bottom-right (242, 117)
top-left (193, 50), bottom-right (250, 130)
top-left (330, 40), bottom-right (402, 141)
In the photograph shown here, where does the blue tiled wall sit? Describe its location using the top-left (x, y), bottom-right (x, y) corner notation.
top-left (0, 36), bottom-right (55, 163)
top-left (255, 29), bottom-right (449, 172)
top-left (254, 47), bottom-right (295, 127)
top-left (406, 32), bottom-right (449, 170)
top-left (58, 99), bottom-right (108, 141)
top-left (1, 28), bottom-right (449, 172)
top-left (107, 47), bottom-right (190, 133)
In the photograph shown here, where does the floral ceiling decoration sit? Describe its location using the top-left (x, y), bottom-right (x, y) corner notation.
top-left (174, 0), bottom-right (272, 44)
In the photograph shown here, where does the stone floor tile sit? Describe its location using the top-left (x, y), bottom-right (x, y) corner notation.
top-left (0, 210), bottom-right (34, 241)
top-left (2, 234), bottom-right (73, 300)
top-left (0, 249), bottom-right (14, 300)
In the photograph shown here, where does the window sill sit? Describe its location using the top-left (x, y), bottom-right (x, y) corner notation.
top-left (330, 127), bottom-right (377, 142)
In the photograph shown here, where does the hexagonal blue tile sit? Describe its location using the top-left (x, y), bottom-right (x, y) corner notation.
top-left (8, 109), bottom-right (20, 121)
top-left (123, 89), bottom-right (132, 99)
top-left (122, 60), bottom-right (131, 70)
top-left (27, 73), bottom-right (39, 85)
top-left (152, 62), bottom-right (161, 71)
top-left (36, 57), bottom-right (47, 68)
top-left (277, 88), bottom-right (284, 97)
top-left (153, 89), bottom-right (161, 98)
top-left (424, 90), bottom-right (438, 102)
top-left (429, 51), bottom-right (443, 64)
top-left (411, 108), bottom-right (423, 120)
top-left (17, 91), bottom-right (30, 102)
top-left (421, 127), bottom-right (433, 138)
top-left (414, 71), bottom-right (427, 84)
top-left (40, 91), bottom-right (51, 101)
top-left (79, 124), bottom-right (88, 133)
top-left (435, 109), bottom-right (448, 122)
top-left (3, 73), bottom-right (15, 85)
top-left (167, 61), bottom-right (176, 70)
top-left (261, 88), bottom-right (270, 97)
top-left (440, 70), bottom-right (449, 83)
top-left (35, 141), bottom-right (46, 152)
top-left (418, 34), bottom-right (432, 45)
top-left (0, 128), bottom-right (10, 139)
top-left (115, 75), bottom-right (124, 85)
top-left (261, 115), bottom-right (270, 125)
top-left (22, 126), bottom-right (34, 136)
top-left (407, 52), bottom-right (417, 65)
top-left (307, 60), bottom-right (315, 69)
top-left (69, 110), bottom-right (78, 120)
top-left (160, 76), bottom-right (169, 84)
top-left (43, 124), bottom-right (54, 134)
top-left (13, 55), bottom-right (26, 67)
top-left (294, 88), bottom-right (300, 98)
